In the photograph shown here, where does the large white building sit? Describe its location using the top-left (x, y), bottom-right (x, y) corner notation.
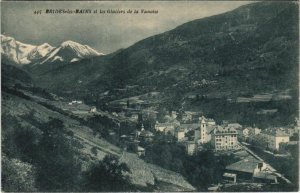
top-left (211, 126), bottom-right (239, 151)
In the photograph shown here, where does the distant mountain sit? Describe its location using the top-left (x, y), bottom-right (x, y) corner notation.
top-left (1, 35), bottom-right (41, 65)
top-left (27, 2), bottom-right (298, 94)
top-left (1, 35), bottom-right (104, 66)
top-left (40, 40), bottom-right (104, 64)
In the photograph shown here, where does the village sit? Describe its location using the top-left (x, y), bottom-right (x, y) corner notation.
top-left (58, 96), bottom-right (300, 190)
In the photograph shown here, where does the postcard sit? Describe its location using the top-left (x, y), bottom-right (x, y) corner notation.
top-left (1, 1), bottom-right (299, 192)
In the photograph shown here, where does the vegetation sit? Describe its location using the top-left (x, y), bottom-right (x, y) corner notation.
top-left (83, 155), bottom-right (132, 191)
top-left (144, 142), bottom-right (237, 190)
top-left (1, 115), bottom-right (132, 191)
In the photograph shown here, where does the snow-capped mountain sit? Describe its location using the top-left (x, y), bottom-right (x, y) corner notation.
top-left (40, 40), bottom-right (104, 64)
top-left (1, 34), bottom-right (104, 66)
top-left (1, 34), bottom-right (38, 65)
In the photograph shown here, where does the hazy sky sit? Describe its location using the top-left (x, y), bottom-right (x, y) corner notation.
top-left (1, 1), bottom-right (251, 54)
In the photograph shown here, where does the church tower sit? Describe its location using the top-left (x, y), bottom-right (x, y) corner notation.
top-left (199, 116), bottom-right (207, 143)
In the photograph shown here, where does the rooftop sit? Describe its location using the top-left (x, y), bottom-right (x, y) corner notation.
top-left (155, 122), bottom-right (177, 127)
top-left (262, 128), bottom-right (289, 137)
top-left (223, 172), bottom-right (237, 178)
top-left (215, 126), bottom-right (238, 135)
top-left (226, 158), bottom-right (261, 173)
top-left (181, 123), bottom-right (199, 129)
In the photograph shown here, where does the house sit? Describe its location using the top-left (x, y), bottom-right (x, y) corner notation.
top-left (175, 128), bottom-right (185, 142)
top-left (71, 100), bottom-right (83, 104)
top-left (181, 123), bottom-right (199, 133)
top-left (223, 172), bottom-right (237, 183)
top-left (227, 123), bottom-right (242, 130)
top-left (137, 146), bottom-right (145, 157)
top-left (225, 157), bottom-right (277, 183)
top-left (237, 127), bottom-right (250, 139)
top-left (248, 127), bottom-right (261, 136)
top-left (154, 121), bottom-right (178, 135)
top-left (181, 111), bottom-right (200, 123)
top-left (171, 111), bottom-right (177, 119)
top-left (186, 141), bottom-right (197, 155)
top-left (259, 128), bottom-right (290, 150)
top-left (90, 106), bottom-right (97, 113)
top-left (211, 126), bottom-right (239, 151)
top-left (282, 127), bottom-right (296, 137)
top-left (138, 124), bottom-right (154, 142)
top-left (130, 114), bottom-right (139, 121)
top-left (207, 118), bottom-right (216, 126)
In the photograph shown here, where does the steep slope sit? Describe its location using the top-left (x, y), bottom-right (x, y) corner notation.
top-left (1, 62), bottom-right (195, 191)
top-left (2, 62), bottom-right (33, 87)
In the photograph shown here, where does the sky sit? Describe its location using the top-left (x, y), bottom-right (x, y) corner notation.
top-left (1, 1), bottom-right (251, 54)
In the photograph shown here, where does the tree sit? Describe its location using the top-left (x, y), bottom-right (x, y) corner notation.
top-left (2, 155), bottom-right (37, 192)
top-left (35, 117), bottom-right (81, 191)
top-left (83, 155), bottom-right (132, 191)
top-left (91, 147), bottom-right (98, 156)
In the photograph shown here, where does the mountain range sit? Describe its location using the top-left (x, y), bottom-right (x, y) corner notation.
top-left (2, 1), bottom-right (299, 127)
top-left (1, 34), bottom-right (103, 66)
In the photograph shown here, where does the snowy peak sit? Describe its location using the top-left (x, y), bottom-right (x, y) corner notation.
top-left (60, 40), bottom-right (103, 58)
top-left (1, 34), bottom-right (36, 65)
top-left (27, 43), bottom-right (55, 61)
top-left (1, 34), bottom-right (104, 66)
top-left (40, 40), bottom-right (103, 64)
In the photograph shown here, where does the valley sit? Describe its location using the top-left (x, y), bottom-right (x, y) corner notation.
top-left (1, 1), bottom-right (299, 192)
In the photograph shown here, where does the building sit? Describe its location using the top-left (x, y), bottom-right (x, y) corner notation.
top-left (154, 121), bottom-right (178, 135)
top-left (259, 128), bottom-right (290, 150)
top-left (211, 126), bottom-right (239, 151)
top-left (130, 114), bottom-right (139, 121)
top-left (90, 106), bottom-right (97, 113)
top-left (225, 158), bottom-right (277, 184)
top-left (137, 146), bottom-right (145, 157)
top-left (227, 123), bottom-right (242, 130)
top-left (171, 111), bottom-right (177, 119)
top-left (181, 123), bottom-right (199, 133)
top-left (186, 141), bottom-right (197, 155)
top-left (181, 111), bottom-right (201, 123)
top-left (138, 124), bottom-right (154, 142)
top-left (248, 127), bottom-right (261, 136)
top-left (196, 116), bottom-right (215, 143)
top-left (223, 173), bottom-right (237, 183)
top-left (175, 128), bottom-right (185, 142)
top-left (237, 127), bottom-right (250, 139)
top-left (189, 116), bottom-right (215, 144)
top-left (207, 118), bottom-right (216, 126)
top-left (199, 116), bottom-right (208, 143)
top-left (282, 127), bottom-right (297, 137)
